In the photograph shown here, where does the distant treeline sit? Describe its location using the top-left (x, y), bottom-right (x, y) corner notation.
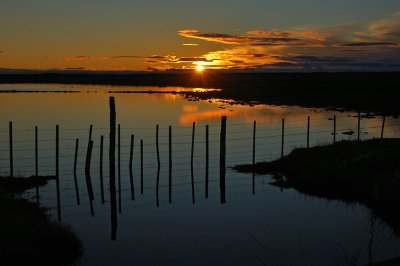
top-left (1, 72), bottom-right (399, 114)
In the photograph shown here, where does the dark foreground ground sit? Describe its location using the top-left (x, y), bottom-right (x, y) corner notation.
top-left (1, 72), bottom-right (400, 115)
top-left (234, 138), bottom-right (400, 266)
top-left (0, 176), bottom-right (82, 265)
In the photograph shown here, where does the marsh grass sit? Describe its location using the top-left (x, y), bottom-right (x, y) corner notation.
top-left (234, 139), bottom-right (400, 235)
top-left (0, 175), bottom-right (83, 265)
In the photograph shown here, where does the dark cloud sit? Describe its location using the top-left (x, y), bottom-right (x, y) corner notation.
top-left (337, 42), bottom-right (399, 47)
top-left (178, 29), bottom-right (325, 47)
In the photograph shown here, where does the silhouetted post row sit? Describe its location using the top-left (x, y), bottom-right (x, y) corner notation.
top-left (381, 116), bottom-right (386, 139)
top-left (169, 126), bottom-right (172, 203)
top-left (307, 116), bottom-right (310, 148)
top-left (191, 122), bottom-right (196, 204)
top-left (281, 118), bottom-right (285, 158)
top-left (205, 124), bottom-right (209, 199)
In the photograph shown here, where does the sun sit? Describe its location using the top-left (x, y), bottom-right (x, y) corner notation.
top-left (195, 65), bottom-right (204, 72)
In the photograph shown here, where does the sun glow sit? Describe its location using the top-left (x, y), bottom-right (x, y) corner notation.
top-left (195, 65), bottom-right (205, 72)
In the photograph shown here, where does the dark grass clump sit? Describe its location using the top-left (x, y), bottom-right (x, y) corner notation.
top-left (234, 138), bottom-right (400, 235)
top-left (0, 176), bottom-right (83, 265)
top-left (0, 175), bottom-right (55, 194)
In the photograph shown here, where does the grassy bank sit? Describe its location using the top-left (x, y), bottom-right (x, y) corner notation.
top-left (1, 72), bottom-right (400, 115)
top-left (233, 138), bottom-right (400, 235)
top-left (0, 176), bottom-right (83, 265)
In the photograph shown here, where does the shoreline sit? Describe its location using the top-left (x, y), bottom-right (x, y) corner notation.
top-left (1, 72), bottom-right (400, 115)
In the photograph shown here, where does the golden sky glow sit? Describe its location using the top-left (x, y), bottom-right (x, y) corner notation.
top-left (0, 1), bottom-right (399, 72)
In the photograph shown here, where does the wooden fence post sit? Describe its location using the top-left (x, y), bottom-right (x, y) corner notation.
top-left (35, 126), bottom-right (39, 204)
top-left (333, 115), bottom-right (337, 144)
top-left (118, 124), bottom-right (121, 214)
top-left (281, 118), bottom-right (285, 158)
top-left (109, 97), bottom-right (117, 240)
top-left (141, 139), bottom-right (143, 195)
top-left (169, 126), bottom-right (172, 204)
top-left (191, 122), bottom-right (196, 204)
top-left (220, 116), bottom-right (227, 204)
top-left (9, 121), bottom-right (13, 177)
top-left (129, 135), bottom-right (135, 201)
top-left (358, 111), bottom-right (361, 141)
top-left (381, 116), bottom-right (386, 139)
top-left (73, 139), bottom-right (80, 205)
top-left (307, 116), bottom-right (310, 148)
top-left (205, 125), bottom-right (209, 199)
top-left (100, 135), bottom-right (104, 204)
top-left (85, 140), bottom-right (94, 217)
top-left (56, 125), bottom-right (61, 221)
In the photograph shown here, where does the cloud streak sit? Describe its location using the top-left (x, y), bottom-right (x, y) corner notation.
top-left (63, 56), bottom-right (91, 61)
top-left (168, 13), bottom-right (400, 71)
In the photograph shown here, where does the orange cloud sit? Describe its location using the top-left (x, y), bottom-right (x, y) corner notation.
top-left (63, 56), bottom-right (91, 61)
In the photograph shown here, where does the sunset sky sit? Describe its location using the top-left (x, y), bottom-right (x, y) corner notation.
top-left (1, 0), bottom-right (400, 72)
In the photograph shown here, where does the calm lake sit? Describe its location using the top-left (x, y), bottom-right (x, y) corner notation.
top-left (1, 83), bottom-right (400, 265)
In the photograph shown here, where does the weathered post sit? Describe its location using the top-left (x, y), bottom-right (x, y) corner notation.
top-left (118, 124), bottom-right (121, 214)
top-left (220, 116), bottom-right (227, 204)
top-left (252, 121), bottom-right (256, 195)
top-left (358, 111), bottom-right (361, 141)
top-left (281, 118), bottom-right (285, 158)
top-left (169, 126), bottom-right (172, 204)
top-left (381, 116), bottom-right (386, 139)
top-left (100, 135), bottom-right (104, 204)
top-left (141, 139), bottom-right (144, 195)
top-left (307, 116), bottom-right (310, 148)
top-left (109, 97), bottom-right (117, 240)
top-left (9, 121), bottom-right (13, 177)
top-left (35, 126), bottom-right (39, 204)
top-left (85, 140), bottom-right (94, 216)
top-left (205, 125), bottom-right (209, 199)
top-left (156, 125), bottom-right (160, 207)
top-left (56, 125), bottom-right (61, 221)
top-left (333, 115), bottom-right (337, 144)
top-left (191, 122), bottom-right (195, 204)
top-left (73, 139), bottom-right (81, 205)
top-left (129, 135), bottom-right (135, 200)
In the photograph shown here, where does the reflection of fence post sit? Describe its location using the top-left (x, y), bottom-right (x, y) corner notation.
top-left (9, 121), bottom-right (13, 177)
top-left (35, 126), bottom-right (39, 204)
top-left (169, 126), bottom-right (172, 204)
top-left (220, 116), bottom-right (227, 204)
top-left (333, 115), bottom-right (336, 144)
top-left (100, 135), bottom-right (104, 204)
top-left (85, 140), bottom-right (94, 217)
top-left (109, 97), bottom-right (117, 241)
top-left (141, 139), bottom-right (143, 195)
top-left (281, 119), bottom-right (285, 158)
top-left (73, 139), bottom-right (80, 205)
top-left (56, 125), bottom-right (61, 221)
top-left (307, 116), bottom-right (310, 148)
top-left (205, 125), bottom-right (209, 199)
top-left (253, 121), bottom-right (256, 165)
top-left (118, 124), bottom-right (121, 214)
top-left (129, 135), bottom-right (135, 201)
top-left (357, 111), bottom-right (361, 141)
top-left (381, 116), bottom-right (386, 139)
top-left (191, 122), bottom-right (196, 204)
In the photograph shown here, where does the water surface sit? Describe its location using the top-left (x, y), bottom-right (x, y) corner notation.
top-left (0, 83), bottom-right (399, 265)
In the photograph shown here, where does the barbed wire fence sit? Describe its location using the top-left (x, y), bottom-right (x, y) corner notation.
top-left (0, 112), bottom-right (399, 220)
